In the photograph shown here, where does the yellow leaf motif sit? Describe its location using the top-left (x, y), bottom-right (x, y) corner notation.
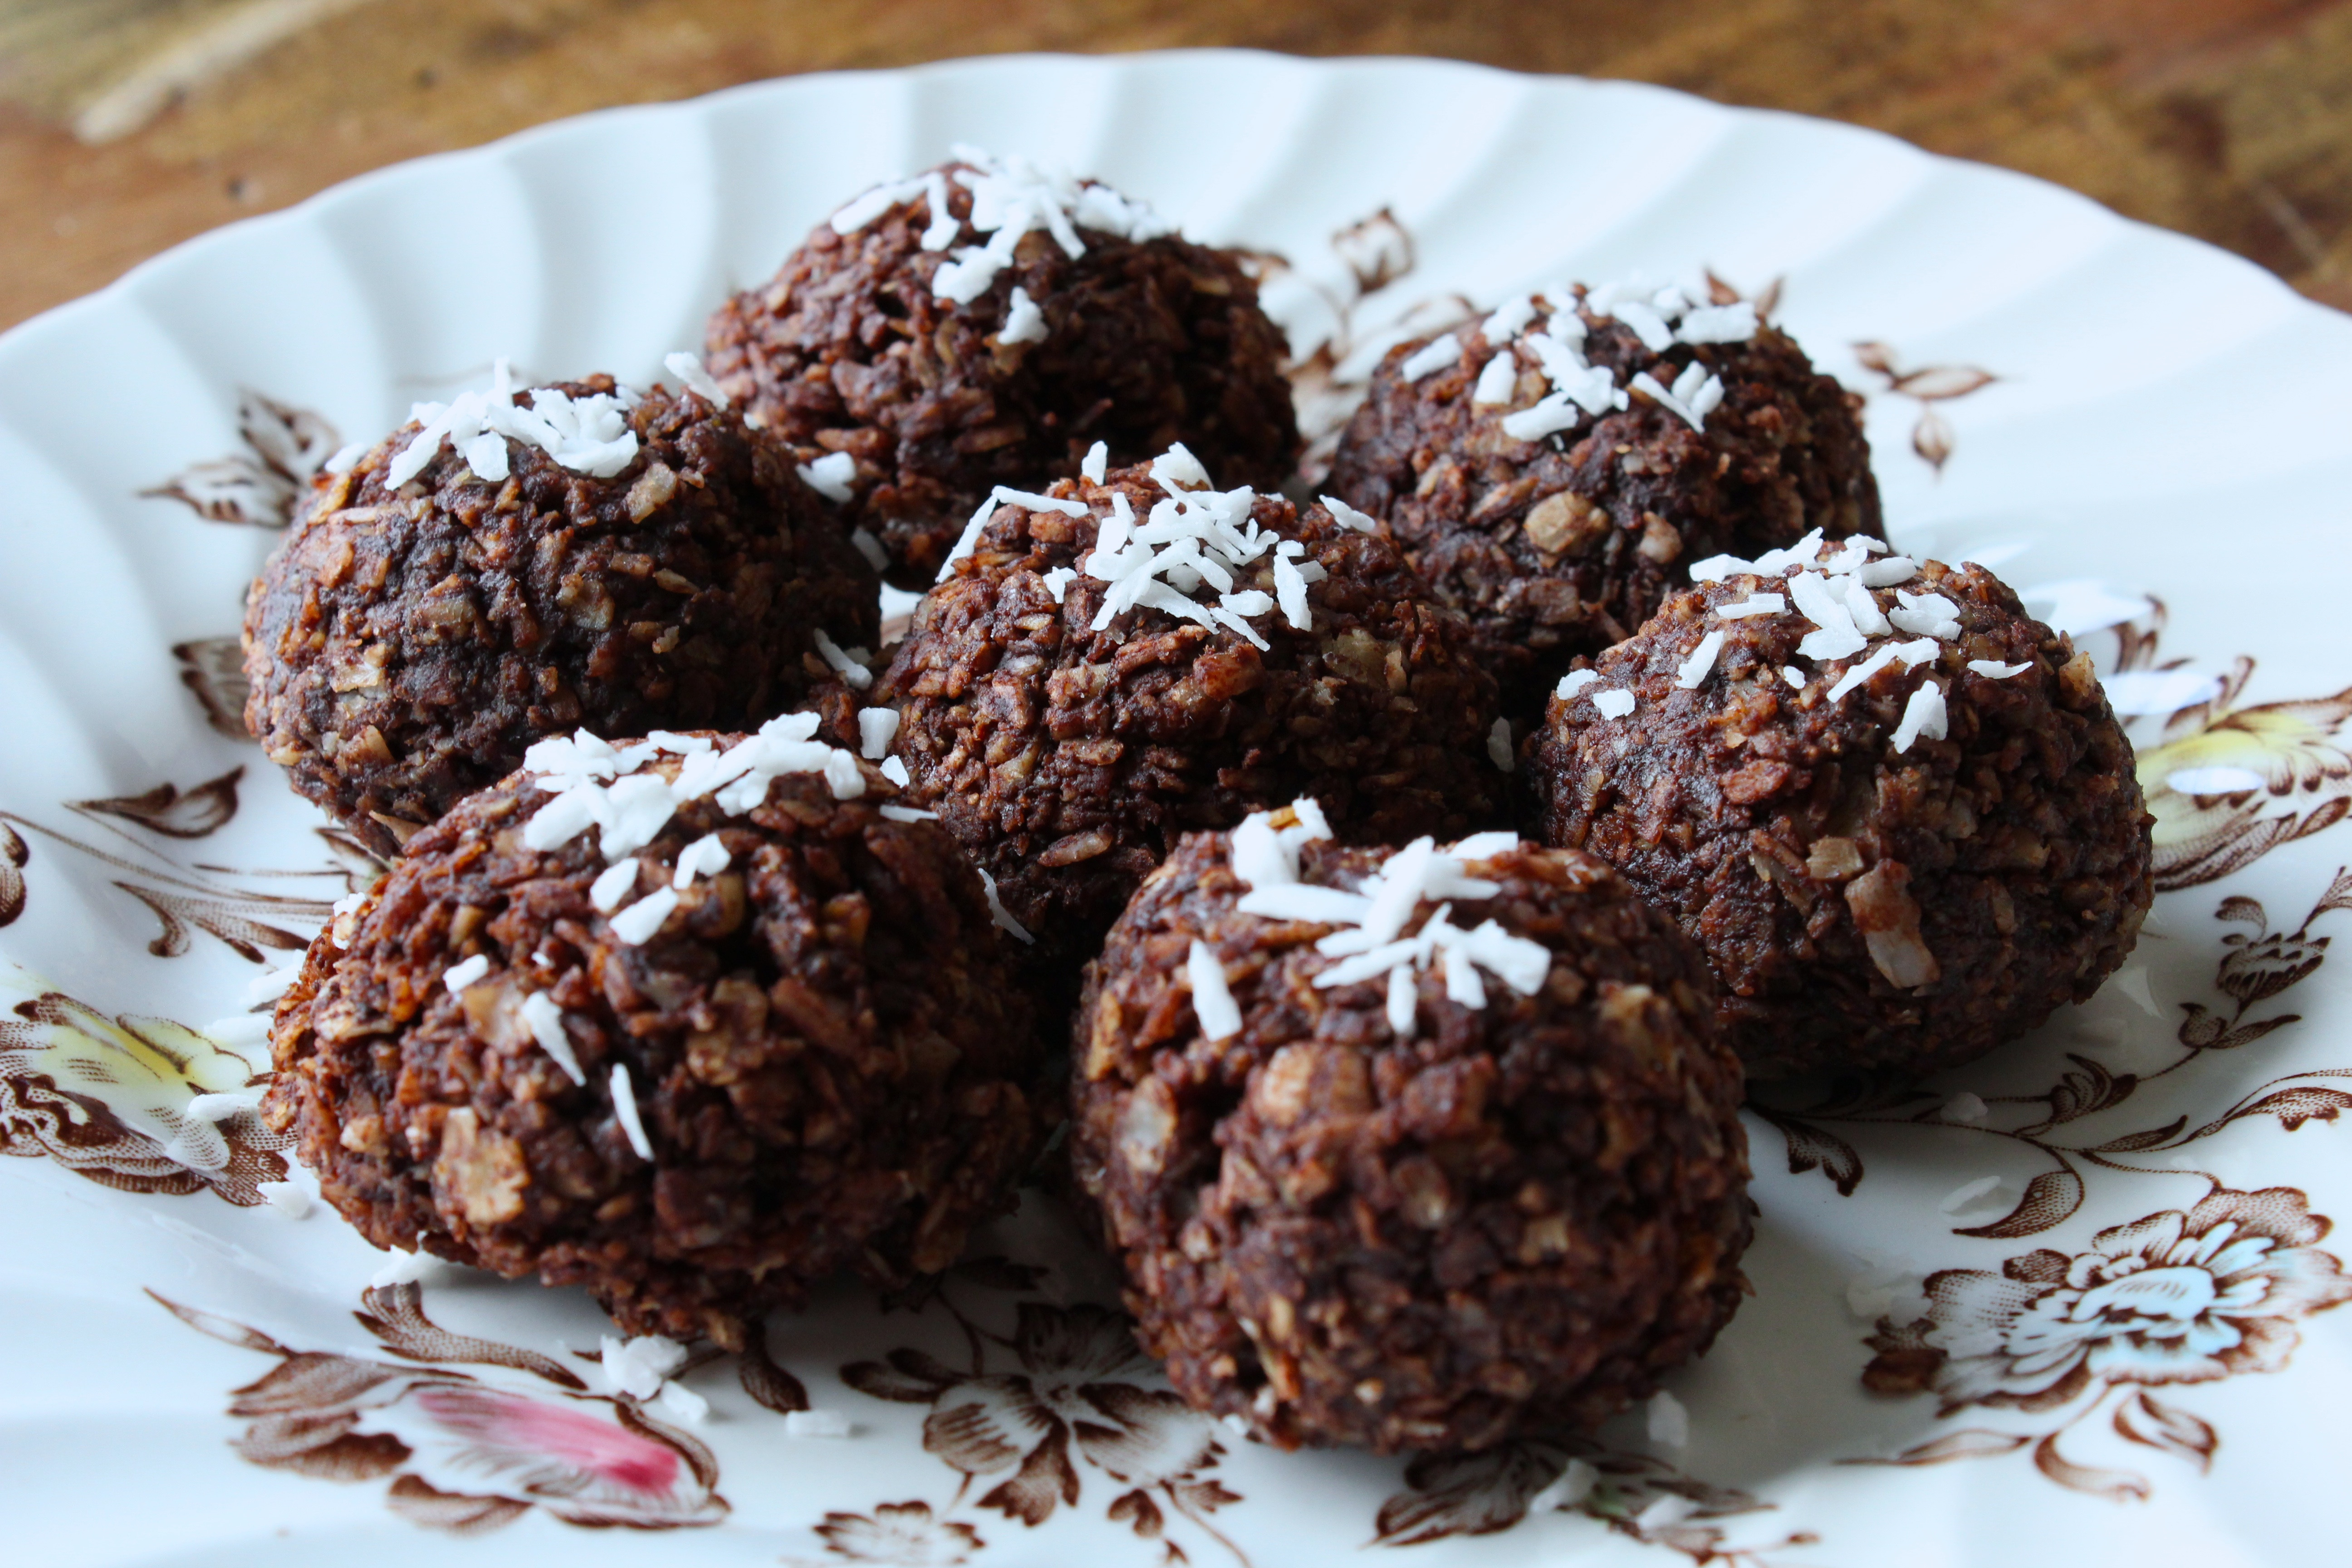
top-left (2137, 669), bottom-right (2352, 891)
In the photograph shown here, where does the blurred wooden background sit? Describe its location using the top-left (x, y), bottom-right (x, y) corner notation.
top-left (4, 0), bottom-right (2349, 329)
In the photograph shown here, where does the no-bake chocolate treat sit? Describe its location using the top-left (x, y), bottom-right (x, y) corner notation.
top-left (1325, 284), bottom-right (1880, 718)
top-left (1526, 545), bottom-right (2152, 1078)
top-left (262, 725), bottom-right (1044, 1347)
top-left (705, 152), bottom-right (1299, 587)
top-left (1070, 811), bottom-right (1750, 1453)
top-left (876, 454), bottom-right (1505, 983)
top-left (244, 375), bottom-right (879, 858)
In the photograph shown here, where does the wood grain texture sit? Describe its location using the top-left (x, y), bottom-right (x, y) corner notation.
top-left (5, 0), bottom-right (2350, 329)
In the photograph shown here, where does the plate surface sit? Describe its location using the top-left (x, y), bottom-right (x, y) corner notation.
top-left (4, 49), bottom-right (2351, 1568)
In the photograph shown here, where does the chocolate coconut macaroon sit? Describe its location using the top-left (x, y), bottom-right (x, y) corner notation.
top-left (243, 366), bottom-right (879, 858)
top-left (1324, 282), bottom-right (1880, 718)
top-left (263, 723), bottom-right (1046, 1347)
top-left (874, 448), bottom-right (1505, 985)
top-left (1071, 806), bottom-right (1751, 1452)
top-left (705, 150), bottom-right (1300, 586)
top-left (1525, 538), bottom-right (2153, 1078)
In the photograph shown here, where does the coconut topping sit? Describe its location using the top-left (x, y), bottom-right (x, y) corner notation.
top-left (1080, 440), bottom-right (1108, 483)
top-left (519, 992), bottom-right (586, 1084)
top-left (1889, 589), bottom-right (1963, 640)
top-left (1674, 630), bottom-right (1726, 690)
top-left (1592, 688), bottom-right (1637, 720)
top-left (830, 146), bottom-right (1174, 308)
top-left (1889, 680), bottom-right (1949, 754)
top-left (1968, 659), bottom-right (2031, 679)
top-left (1487, 716), bottom-right (1515, 771)
top-left (1188, 940), bottom-right (1243, 1040)
top-left (1400, 333), bottom-right (1463, 382)
top-left (999, 286), bottom-right (1049, 344)
top-left (518, 719), bottom-right (875, 946)
top-left (610, 1064), bottom-right (655, 1159)
top-left (386, 358), bottom-right (643, 489)
top-left (977, 867), bottom-right (1032, 944)
top-left (1555, 668), bottom-right (1601, 700)
top-left (662, 351), bottom-right (729, 408)
top-left (799, 450), bottom-right (857, 503)
top-left (812, 628), bottom-right (873, 690)
top-left (1470, 350), bottom-right (1519, 406)
top-left (857, 708), bottom-right (900, 760)
top-left (1715, 592), bottom-right (1786, 619)
top-left (442, 953), bottom-right (490, 993)
top-left (1225, 801), bottom-right (1549, 1032)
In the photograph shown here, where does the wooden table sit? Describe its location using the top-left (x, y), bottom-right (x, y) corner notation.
top-left (5, 0), bottom-right (2349, 331)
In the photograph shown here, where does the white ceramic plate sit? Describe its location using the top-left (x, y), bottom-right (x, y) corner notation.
top-left (4, 49), bottom-right (2351, 1568)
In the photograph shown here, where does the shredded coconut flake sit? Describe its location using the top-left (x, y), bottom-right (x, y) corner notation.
top-left (1843, 578), bottom-right (1891, 636)
top-left (1080, 440), bottom-right (1107, 483)
top-left (663, 351), bottom-right (728, 408)
top-left (1556, 668), bottom-right (1601, 700)
top-left (1674, 630), bottom-right (1725, 690)
top-left (1189, 940), bottom-right (1242, 1040)
top-left (1782, 665), bottom-right (1807, 690)
top-left (785, 1408), bottom-right (853, 1438)
top-left (1715, 592), bottom-right (1785, 619)
top-left (1676, 300), bottom-right (1758, 343)
top-left (1968, 658), bottom-right (2031, 679)
top-left (1592, 688), bottom-right (1636, 720)
top-left (1889, 589), bottom-right (1962, 641)
top-left (937, 495), bottom-right (998, 583)
top-left (999, 285), bottom-right (1048, 344)
top-left (1470, 350), bottom-right (1519, 406)
top-left (520, 992), bottom-right (587, 1084)
top-left (611, 1064), bottom-right (655, 1160)
top-left (258, 1177), bottom-right (313, 1219)
top-left (388, 364), bottom-right (640, 488)
top-left (1041, 564), bottom-right (1077, 602)
top-left (879, 755), bottom-right (911, 787)
top-left (1856, 554), bottom-right (1919, 588)
top-left (672, 833), bottom-right (730, 888)
top-left (442, 953), bottom-right (491, 992)
top-left (1386, 963), bottom-right (1416, 1036)
top-left (1889, 681), bottom-right (1948, 755)
top-left (1481, 294), bottom-right (1539, 341)
top-left (1629, 362), bottom-right (1723, 431)
top-left (1940, 1174), bottom-right (2008, 1216)
top-left (858, 708), bottom-right (900, 760)
top-left (849, 526), bottom-right (888, 572)
top-left (588, 860), bottom-right (639, 913)
top-left (877, 804), bottom-right (937, 822)
top-left (812, 627), bottom-right (873, 690)
top-left (1487, 717), bottom-right (1514, 772)
top-left (658, 1382), bottom-right (710, 1425)
top-left (799, 450), bottom-right (857, 503)
top-left (1400, 333), bottom-right (1463, 382)
top-left (1944, 1091), bottom-right (1989, 1123)
top-left (370, 1236), bottom-right (438, 1289)
top-left (1320, 495), bottom-right (1380, 534)
top-left (600, 1333), bottom-right (687, 1399)
top-left (977, 867), bottom-right (1032, 944)
top-left (609, 887), bottom-right (679, 945)
top-left (1646, 1390), bottom-right (1690, 1448)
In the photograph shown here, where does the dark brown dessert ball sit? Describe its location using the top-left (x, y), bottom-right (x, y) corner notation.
top-left (1526, 556), bottom-right (2153, 1079)
top-left (1325, 287), bottom-right (1881, 717)
top-left (705, 158), bottom-right (1300, 587)
top-left (877, 461), bottom-right (1506, 982)
top-left (244, 377), bottom-right (880, 858)
top-left (1070, 817), bottom-right (1751, 1453)
top-left (262, 730), bottom-right (1045, 1348)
